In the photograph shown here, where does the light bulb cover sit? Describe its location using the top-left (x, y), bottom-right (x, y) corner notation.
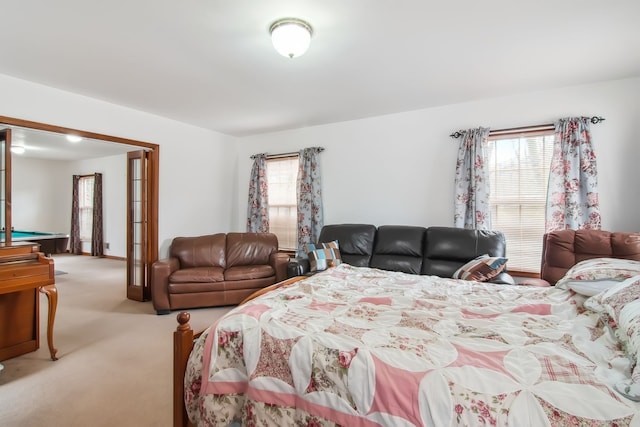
top-left (270, 18), bottom-right (312, 58)
top-left (10, 145), bottom-right (25, 154)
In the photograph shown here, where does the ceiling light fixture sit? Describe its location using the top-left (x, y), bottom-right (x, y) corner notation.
top-left (10, 145), bottom-right (25, 154)
top-left (66, 134), bottom-right (83, 143)
top-left (269, 18), bottom-right (313, 59)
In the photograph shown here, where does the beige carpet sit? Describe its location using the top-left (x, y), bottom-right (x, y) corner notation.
top-left (0, 254), bottom-right (231, 427)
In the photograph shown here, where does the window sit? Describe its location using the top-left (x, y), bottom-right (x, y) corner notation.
top-left (266, 156), bottom-right (299, 250)
top-left (78, 175), bottom-right (95, 241)
top-left (487, 129), bottom-right (554, 274)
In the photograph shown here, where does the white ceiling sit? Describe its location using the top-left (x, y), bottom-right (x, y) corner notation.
top-left (3, 126), bottom-right (141, 161)
top-left (1, 0), bottom-right (639, 147)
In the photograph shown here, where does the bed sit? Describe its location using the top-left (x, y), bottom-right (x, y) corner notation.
top-left (173, 229), bottom-right (640, 426)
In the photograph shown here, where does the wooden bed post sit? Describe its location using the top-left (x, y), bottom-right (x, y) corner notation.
top-left (174, 311), bottom-right (193, 427)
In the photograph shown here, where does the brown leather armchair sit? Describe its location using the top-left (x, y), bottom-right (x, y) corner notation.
top-left (151, 232), bottom-right (289, 314)
top-left (540, 229), bottom-right (640, 285)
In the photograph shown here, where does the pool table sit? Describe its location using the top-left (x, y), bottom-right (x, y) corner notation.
top-left (1, 230), bottom-right (70, 256)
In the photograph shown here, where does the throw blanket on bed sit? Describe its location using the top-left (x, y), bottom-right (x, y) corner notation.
top-left (185, 264), bottom-right (640, 426)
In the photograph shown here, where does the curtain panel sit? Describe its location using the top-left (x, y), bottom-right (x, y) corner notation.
top-left (545, 117), bottom-right (601, 232)
top-left (453, 127), bottom-right (492, 230)
top-left (246, 154), bottom-right (269, 233)
top-left (296, 147), bottom-right (324, 254)
top-left (91, 173), bottom-right (104, 256)
top-left (69, 175), bottom-right (82, 254)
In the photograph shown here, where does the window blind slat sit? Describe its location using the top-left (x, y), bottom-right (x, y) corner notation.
top-left (488, 133), bottom-right (554, 273)
top-left (266, 157), bottom-right (299, 250)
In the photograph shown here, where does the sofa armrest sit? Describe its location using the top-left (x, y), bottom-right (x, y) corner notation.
top-left (518, 278), bottom-right (552, 287)
top-left (287, 257), bottom-right (310, 278)
top-left (489, 271), bottom-right (516, 286)
top-left (270, 252), bottom-right (291, 283)
top-left (151, 257), bottom-right (180, 314)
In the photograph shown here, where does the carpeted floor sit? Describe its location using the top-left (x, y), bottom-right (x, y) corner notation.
top-left (0, 254), bottom-right (231, 427)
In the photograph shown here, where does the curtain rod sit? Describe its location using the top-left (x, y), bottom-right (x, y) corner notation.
top-left (449, 116), bottom-right (606, 139)
top-left (250, 147), bottom-right (325, 159)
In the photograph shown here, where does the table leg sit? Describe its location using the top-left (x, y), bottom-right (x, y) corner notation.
top-left (39, 284), bottom-right (58, 361)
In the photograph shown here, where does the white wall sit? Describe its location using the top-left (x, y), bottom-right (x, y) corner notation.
top-left (0, 74), bottom-right (237, 258)
top-left (12, 154), bottom-right (138, 257)
top-left (12, 156), bottom-right (71, 233)
top-left (4, 74), bottom-right (639, 261)
top-left (68, 154), bottom-right (127, 256)
top-left (233, 77), bottom-right (640, 233)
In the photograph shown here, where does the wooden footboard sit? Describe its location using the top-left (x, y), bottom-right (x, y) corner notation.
top-left (173, 312), bottom-right (200, 427)
top-left (173, 276), bottom-right (306, 426)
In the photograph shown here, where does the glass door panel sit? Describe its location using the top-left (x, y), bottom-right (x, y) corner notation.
top-left (0, 129), bottom-right (11, 244)
top-left (127, 151), bottom-right (149, 301)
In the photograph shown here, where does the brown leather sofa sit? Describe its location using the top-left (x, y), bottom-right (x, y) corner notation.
top-left (151, 232), bottom-right (289, 314)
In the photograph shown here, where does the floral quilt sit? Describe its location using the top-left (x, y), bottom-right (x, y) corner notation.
top-left (185, 264), bottom-right (640, 426)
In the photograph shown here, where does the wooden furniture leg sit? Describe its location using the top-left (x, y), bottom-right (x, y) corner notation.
top-left (39, 284), bottom-right (58, 361)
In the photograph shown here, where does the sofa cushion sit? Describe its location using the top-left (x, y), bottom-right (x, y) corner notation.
top-left (306, 241), bottom-right (342, 272)
top-left (370, 225), bottom-right (426, 274)
top-left (318, 224), bottom-right (376, 267)
top-left (170, 266), bottom-right (225, 283)
top-left (224, 265), bottom-right (275, 281)
top-left (171, 234), bottom-right (226, 269)
top-left (422, 227), bottom-right (507, 277)
top-left (226, 232), bottom-right (278, 267)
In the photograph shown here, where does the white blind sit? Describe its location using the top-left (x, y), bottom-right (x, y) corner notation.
top-left (266, 156), bottom-right (298, 250)
top-left (79, 176), bottom-right (95, 241)
top-left (487, 132), bottom-right (554, 273)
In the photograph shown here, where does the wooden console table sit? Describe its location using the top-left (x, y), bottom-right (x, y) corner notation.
top-left (0, 242), bottom-right (58, 361)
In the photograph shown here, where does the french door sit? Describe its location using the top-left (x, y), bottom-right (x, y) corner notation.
top-left (126, 150), bottom-right (157, 301)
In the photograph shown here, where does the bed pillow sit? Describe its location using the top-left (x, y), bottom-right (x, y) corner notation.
top-left (305, 241), bottom-right (342, 272)
top-left (585, 275), bottom-right (640, 401)
top-left (555, 258), bottom-right (640, 290)
top-left (566, 279), bottom-right (622, 296)
top-left (453, 255), bottom-right (508, 282)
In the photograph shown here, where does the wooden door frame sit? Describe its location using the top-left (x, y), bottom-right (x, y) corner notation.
top-left (0, 115), bottom-right (159, 292)
top-left (0, 129), bottom-right (12, 242)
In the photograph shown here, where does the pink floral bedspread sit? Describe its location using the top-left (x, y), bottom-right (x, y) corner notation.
top-left (185, 264), bottom-right (640, 426)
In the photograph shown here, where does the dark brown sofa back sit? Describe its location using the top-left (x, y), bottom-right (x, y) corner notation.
top-left (541, 229), bottom-right (640, 285)
top-left (318, 224), bottom-right (376, 267)
top-left (422, 227), bottom-right (507, 278)
top-left (370, 225), bottom-right (427, 274)
top-left (290, 223), bottom-right (513, 284)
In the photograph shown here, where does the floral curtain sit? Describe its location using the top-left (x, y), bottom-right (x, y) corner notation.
top-left (69, 175), bottom-right (82, 254)
top-left (246, 153), bottom-right (269, 233)
top-left (545, 117), bottom-right (601, 232)
top-left (453, 127), bottom-right (492, 229)
top-left (91, 173), bottom-right (104, 256)
top-left (297, 147), bottom-right (324, 254)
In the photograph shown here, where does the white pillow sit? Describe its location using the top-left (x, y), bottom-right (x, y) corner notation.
top-left (566, 279), bottom-right (621, 296)
top-left (555, 258), bottom-right (640, 290)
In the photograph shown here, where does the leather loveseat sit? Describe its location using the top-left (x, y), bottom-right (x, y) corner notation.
top-left (288, 224), bottom-right (515, 285)
top-left (151, 232), bottom-right (289, 314)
